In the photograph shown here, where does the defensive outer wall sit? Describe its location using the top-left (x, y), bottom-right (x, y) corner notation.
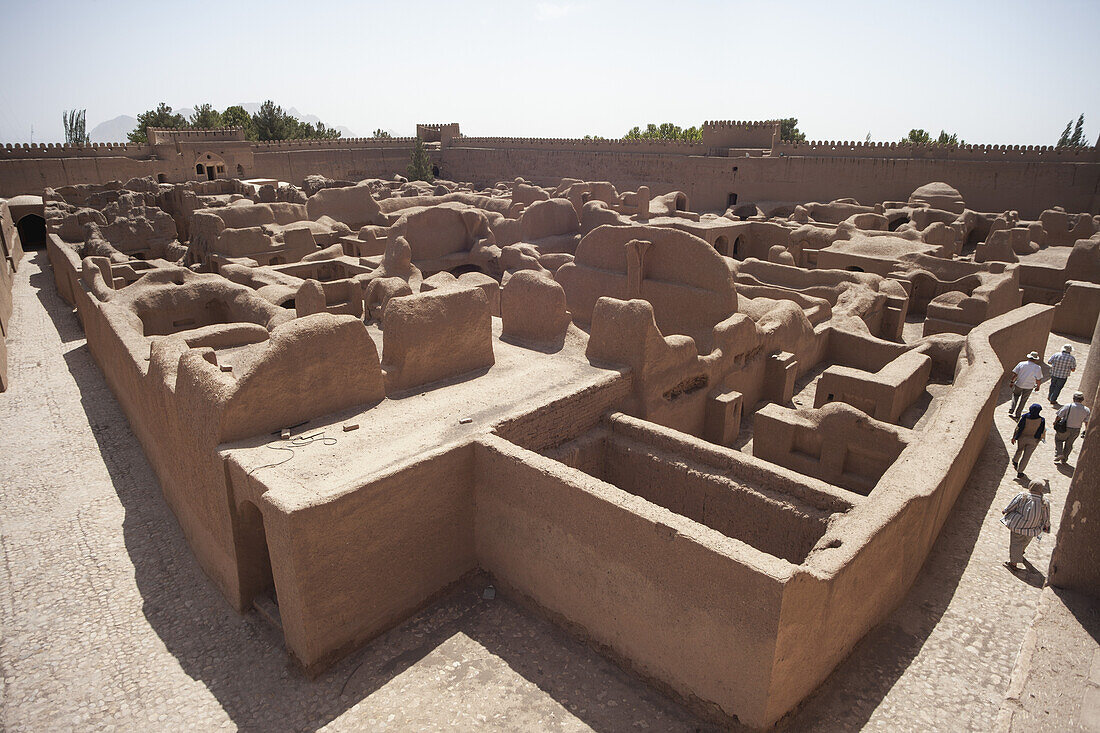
top-left (2, 121), bottom-right (1098, 217)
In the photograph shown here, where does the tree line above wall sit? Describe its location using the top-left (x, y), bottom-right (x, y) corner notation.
top-left (124, 101), bottom-right (363, 143)
top-left (582, 118), bottom-right (807, 143)
top-left (578, 117), bottom-right (1090, 149)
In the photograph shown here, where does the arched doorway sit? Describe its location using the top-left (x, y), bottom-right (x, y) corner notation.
top-left (714, 235), bottom-right (729, 256)
top-left (16, 214), bottom-right (46, 250)
top-left (194, 152), bottom-right (228, 181)
top-left (235, 500), bottom-right (275, 609)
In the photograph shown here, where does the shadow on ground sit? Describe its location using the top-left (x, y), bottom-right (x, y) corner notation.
top-left (774, 397), bottom-right (1011, 731)
top-left (1053, 587), bottom-right (1100, 647)
top-left (32, 249), bottom-right (709, 732)
top-left (29, 257), bottom-right (84, 344)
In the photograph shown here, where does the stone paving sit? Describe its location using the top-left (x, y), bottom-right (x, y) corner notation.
top-left (997, 586), bottom-right (1100, 732)
top-left (0, 249), bottom-right (1093, 731)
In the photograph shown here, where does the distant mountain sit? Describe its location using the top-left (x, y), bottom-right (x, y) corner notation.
top-left (88, 105), bottom-right (355, 143)
top-left (89, 115), bottom-right (137, 143)
top-left (284, 107), bottom-right (355, 137)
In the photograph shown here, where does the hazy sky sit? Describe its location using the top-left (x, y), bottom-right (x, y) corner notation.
top-left (1, 0), bottom-right (1097, 146)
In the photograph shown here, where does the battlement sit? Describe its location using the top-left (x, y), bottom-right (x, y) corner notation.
top-left (0, 141), bottom-right (151, 159)
top-left (416, 123), bottom-right (461, 144)
top-left (701, 120), bottom-right (779, 150)
top-left (773, 139), bottom-right (1100, 162)
top-left (149, 127), bottom-right (248, 144)
top-left (250, 137), bottom-right (417, 150)
top-left (702, 119), bottom-right (780, 129)
top-left (450, 136), bottom-right (704, 155)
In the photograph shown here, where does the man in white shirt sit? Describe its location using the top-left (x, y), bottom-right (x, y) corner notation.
top-left (1054, 391), bottom-right (1091, 464)
top-left (1009, 351), bottom-right (1047, 419)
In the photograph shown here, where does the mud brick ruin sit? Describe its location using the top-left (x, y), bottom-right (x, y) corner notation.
top-left (1, 121), bottom-right (1099, 728)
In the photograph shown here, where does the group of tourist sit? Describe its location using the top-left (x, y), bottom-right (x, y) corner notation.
top-left (1001, 345), bottom-right (1090, 574)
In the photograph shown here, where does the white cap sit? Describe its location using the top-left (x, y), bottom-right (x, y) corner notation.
top-left (1063, 344), bottom-right (1073, 353)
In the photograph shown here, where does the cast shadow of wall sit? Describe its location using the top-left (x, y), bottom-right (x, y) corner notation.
top-left (40, 262), bottom-right (707, 731)
top-left (775, 407), bottom-right (1010, 731)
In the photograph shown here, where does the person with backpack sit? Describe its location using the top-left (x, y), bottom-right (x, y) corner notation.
top-left (1010, 403), bottom-right (1045, 478)
top-left (1001, 479), bottom-right (1051, 573)
top-left (1053, 391), bottom-right (1091, 464)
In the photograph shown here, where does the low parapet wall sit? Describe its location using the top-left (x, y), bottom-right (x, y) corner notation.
top-left (768, 302), bottom-right (1054, 724)
top-left (452, 136), bottom-right (705, 156)
top-left (773, 139), bottom-right (1100, 163)
top-left (0, 142), bottom-right (152, 159)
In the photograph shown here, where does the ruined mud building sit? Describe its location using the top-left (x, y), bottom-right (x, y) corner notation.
top-left (1, 121), bottom-right (1099, 729)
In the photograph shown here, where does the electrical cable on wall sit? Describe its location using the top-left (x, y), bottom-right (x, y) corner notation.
top-left (246, 432), bottom-right (338, 477)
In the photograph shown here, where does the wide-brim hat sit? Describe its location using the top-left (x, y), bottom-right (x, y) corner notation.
top-left (1027, 351), bottom-right (1040, 359)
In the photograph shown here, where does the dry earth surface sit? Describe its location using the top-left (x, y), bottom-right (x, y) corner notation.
top-left (1, 249), bottom-right (1096, 731)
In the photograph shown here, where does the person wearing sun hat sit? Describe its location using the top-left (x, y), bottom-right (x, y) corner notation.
top-left (1008, 351), bottom-right (1047, 419)
top-left (1011, 403), bottom-right (1045, 478)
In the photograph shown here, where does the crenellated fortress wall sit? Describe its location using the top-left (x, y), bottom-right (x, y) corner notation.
top-left (1, 122), bottom-right (1097, 217)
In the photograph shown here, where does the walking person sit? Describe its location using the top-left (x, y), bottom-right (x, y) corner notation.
top-left (1008, 351), bottom-right (1046, 418)
top-left (1053, 391), bottom-right (1091, 464)
top-left (1010, 404), bottom-right (1045, 478)
top-left (1046, 344), bottom-right (1076, 405)
top-left (1001, 479), bottom-right (1051, 573)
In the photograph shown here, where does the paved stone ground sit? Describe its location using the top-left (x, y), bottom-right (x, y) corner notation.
top-left (782, 329), bottom-right (1092, 732)
top-left (0, 249), bottom-right (1093, 731)
top-left (997, 586), bottom-right (1100, 732)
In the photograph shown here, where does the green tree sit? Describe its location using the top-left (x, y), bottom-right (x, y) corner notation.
top-left (935, 130), bottom-right (965, 146)
top-left (407, 137), bottom-right (434, 182)
top-left (189, 103), bottom-right (222, 129)
top-left (1057, 114), bottom-right (1088, 147)
top-left (293, 119), bottom-right (341, 140)
top-left (902, 129), bottom-right (932, 144)
top-left (63, 109), bottom-right (89, 145)
top-left (251, 100), bottom-right (291, 141)
top-left (372, 128), bottom-right (393, 139)
top-left (902, 128), bottom-right (963, 146)
top-left (220, 105), bottom-right (253, 137)
top-left (779, 118), bottom-right (806, 142)
top-left (128, 103), bottom-right (188, 143)
top-left (250, 100), bottom-right (342, 141)
top-left (622, 122), bottom-right (701, 142)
